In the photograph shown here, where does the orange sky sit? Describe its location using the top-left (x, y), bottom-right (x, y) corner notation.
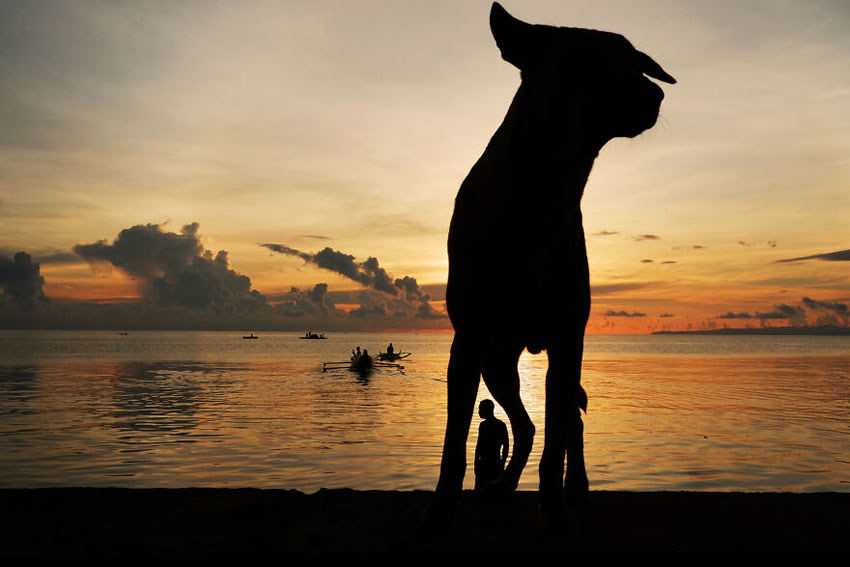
top-left (2, 1), bottom-right (849, 332)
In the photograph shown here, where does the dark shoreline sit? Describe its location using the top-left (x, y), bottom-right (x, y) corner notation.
top-left (2, 488), bottom-right (848, 555)
top-left (652, 325), bottom-right (850, 336)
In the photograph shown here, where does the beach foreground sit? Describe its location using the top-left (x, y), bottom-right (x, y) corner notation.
top-left (2, 488), bottom-right (847, 555)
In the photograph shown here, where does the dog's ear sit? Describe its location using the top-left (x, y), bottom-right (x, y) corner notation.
top-left (490, 2), bottom-right (536, 69)
top-left (636, 50), bottom-right (676, 84)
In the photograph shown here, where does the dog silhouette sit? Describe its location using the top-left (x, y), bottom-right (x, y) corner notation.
top-left (432, 2), bottom-right (676, 528)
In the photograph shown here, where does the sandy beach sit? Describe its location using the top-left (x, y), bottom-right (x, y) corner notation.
top-left (2, 488), bottom-right (847, 555)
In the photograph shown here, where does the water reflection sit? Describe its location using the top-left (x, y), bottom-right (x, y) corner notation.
top-left (0, 332), bottom-right (848, 492)
top-left (110, 362), bottom-right (206, 440)
top-left (0, 366), bottom-right (40, 417)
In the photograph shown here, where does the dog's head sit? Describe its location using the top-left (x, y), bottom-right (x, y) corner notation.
top-left (490, 2), bottom-right (675, 143)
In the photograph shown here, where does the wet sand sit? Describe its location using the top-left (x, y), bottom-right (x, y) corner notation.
top-left (2, 488), bottom-right (847, 555)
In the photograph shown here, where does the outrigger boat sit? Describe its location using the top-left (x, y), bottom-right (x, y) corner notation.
top-left (322, 352), bottom-right (404, 374)
top-left (242, 333), bottom-right (258, 340)
top-left (300, 332), bottom-right (327, 339)
top-left (376, 350), bottom-right (412, 362)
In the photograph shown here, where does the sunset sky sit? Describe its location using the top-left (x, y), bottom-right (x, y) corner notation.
top-left (1, 0), bottom-right (848, 332)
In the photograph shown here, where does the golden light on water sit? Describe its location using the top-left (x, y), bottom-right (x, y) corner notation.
top-left (1, 331), bottom-right (848, 491)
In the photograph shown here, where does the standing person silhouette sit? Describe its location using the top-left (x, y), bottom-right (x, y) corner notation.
top-left (474, 399), bottom-right (509, 491)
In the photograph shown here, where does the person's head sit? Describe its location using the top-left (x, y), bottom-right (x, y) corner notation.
top-left (363, 349), bottom-right (369, 355)
top-left (478, 399), bottom-right (495, 419)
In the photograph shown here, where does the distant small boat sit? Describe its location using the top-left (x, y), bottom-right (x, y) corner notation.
top-left (243, 333), bottom-right (258, 340)
top-left (118, 332), bottom-right (129, 336)
top-left (300, 332), bottom-right (327, 340)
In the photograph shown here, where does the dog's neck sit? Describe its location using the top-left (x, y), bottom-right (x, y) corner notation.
top-left (471, 81), bottom-right (605, 210)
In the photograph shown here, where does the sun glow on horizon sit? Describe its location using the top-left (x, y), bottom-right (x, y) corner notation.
top-left (1, 1), bottom-right (848, 332)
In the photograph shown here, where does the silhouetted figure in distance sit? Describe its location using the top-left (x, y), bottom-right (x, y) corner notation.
top-left (474, 400), bottom-right (509, 491)
top-left (431, 3), bottom-right (675, 529)
top-left (352, 348), bottom-right (373, 374)
top-left (352, 346), bottom-right (362, 360)
top-left (360, 349), bottom-right (372, 367)
top-left (387, 343), bottom-right (395, 356)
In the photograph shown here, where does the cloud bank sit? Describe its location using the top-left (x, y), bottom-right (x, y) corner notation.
top-left (0, 251), bottom-right (48, 310)
top-left (776, 249), bottom-right (850, 263)
top-left (715, 297), bottom-right (848, 327)
top-left (604, 310), bottom-right (647, 318)
top-left (633, 234), bottom-right (660, 241)
top-left (74, 223), bottom-right (266, 313)
top-left (261, 242), bottom-right (446, 319)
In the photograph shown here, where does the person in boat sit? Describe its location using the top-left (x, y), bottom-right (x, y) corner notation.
top-left (386, 343), bottom-right (395, 356)
top-left (354, 349), bottom-right (373, 372)
top-left (351, 346), bottom-right (362, 360)
top-left (474, 399), bottom-right (509, 491)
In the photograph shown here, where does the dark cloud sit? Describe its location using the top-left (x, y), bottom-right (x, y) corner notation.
top-left (716, 297), bottom-right (849, 328)
top-left (768, 241), bottom-right (778, 248)
top-left (301, 235), bottom-right (330, 240)
top-left (360, 256), bottom-right (396, 295)
top-left (738, 241), bottom-right (751, 247)
top-left (349, 291), bottom-right (388, 319)
top-left (75, 223), bottom-right (266, 312)
top-left (34, 251), bottom-right (82, 264)
top-left (263, 243), bottom-right (400, 296)
top-left (314, 247), bottom-right (378, 288)
top-left (420, 283), bottom-right (446, 302)
top-left (604, 310), bottom-right (646, 318)
top-left (591, 282), bottom-right (650, 296)
top-left (592, 231), bottom-right (618, 236)
top-left (745, 276), bottom-right (845, 287)
top-left (350, 303), bottom-right (387, 318)
top-left (757, 304), bottom-right (805, 319)
top-left (262, 242), bottom-right (446, 321)
top-left (264, 243), bottom-right (428, 300)
top-left (274, 283), bottom-right (337, 317)
top-left (416, 301), bottom-right (447, 320)
top-left (307, 282), bottom-right (330, 306)
top-left (260, 243), bottom-right (312, 262)
top-left (672, 245), bottom-right (706, 250)
top-left (0, 251), bottom-right (48, 310)
top-left (633, 234), bottom-right (660, 241)
top-left (640, 259), bottom-right (653, 263)
top-left (661, 260), bottom-right (677, 264)
top-left (802, 296), bottom-right (848, 315)
top-left (394, 275), bottom-right (425, 301)
top-left (775, 249), bottom-right (850, 263)
top-left (348, 289), bottom-right (447, 321)
top-left (802, 296), bottom-right (849, 324)
top-left (753, 303), bottom-right (807, 326)
top-left (75, 222), bottom-right (203, 279)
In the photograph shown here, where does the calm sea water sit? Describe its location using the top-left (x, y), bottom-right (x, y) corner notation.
top-left (1, 330), bottom-right (848, 492)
